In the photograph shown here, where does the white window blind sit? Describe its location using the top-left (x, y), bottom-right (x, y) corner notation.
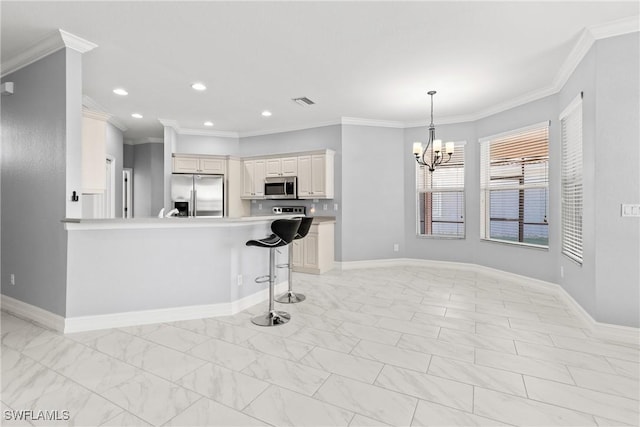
top-left (480, 123), bottom-right (549, 247)
top-left (560, 95), bottom-right (583, 264)
top-left (416, 142), bottom-right (465, 238)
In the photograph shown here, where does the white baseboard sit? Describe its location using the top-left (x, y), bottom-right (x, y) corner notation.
top-left (338, 258), bottom-right (639, 340)
top-left (2, 282), bottom-right (288, 334)
top-left (0, 295), bottom-right (66, 332)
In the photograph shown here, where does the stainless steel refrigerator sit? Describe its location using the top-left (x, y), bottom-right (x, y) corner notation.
top-left (171, 174), bottom-right (224, 217)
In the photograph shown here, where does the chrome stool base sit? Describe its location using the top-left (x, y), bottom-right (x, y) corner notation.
top-left (251, 310), bottom-right (291, 326)
top-left (275, 291), bottom-right (306, 304)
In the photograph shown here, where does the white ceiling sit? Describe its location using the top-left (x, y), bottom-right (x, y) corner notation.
top-left (1, 1), bottom-right (638, 139)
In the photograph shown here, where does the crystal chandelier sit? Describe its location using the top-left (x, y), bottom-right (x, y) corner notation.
top-left (413, 90), bottom-right (454, 172)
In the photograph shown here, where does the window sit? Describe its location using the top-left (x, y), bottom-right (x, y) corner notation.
top-left (480, 123), bottom-right (549, 247)
top-left (416, 142), bottom-right (465, 238)
top-left (560, 95), bottom-right (583, 263)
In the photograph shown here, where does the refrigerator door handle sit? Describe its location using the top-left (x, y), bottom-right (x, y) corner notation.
top-left (192, 189), bottom-right (197, 217)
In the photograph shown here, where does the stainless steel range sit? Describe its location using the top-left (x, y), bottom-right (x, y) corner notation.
top-left (272, 206), bottom-right (306, 215)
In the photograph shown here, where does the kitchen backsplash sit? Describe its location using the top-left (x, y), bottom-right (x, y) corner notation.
top-left (249, 198), bottom-right (338, 216)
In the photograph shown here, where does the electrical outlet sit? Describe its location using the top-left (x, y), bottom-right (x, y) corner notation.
top-left (10, 274), bottom-right (15, 285)
top-left (622, 204), bottom-right (640, 217)
top-left (323, 204), bottom-right (328, 210)
top-left (334, 203), bottom-right (338, 211)
top-left (258, 204), bottom-right (262, 210)
top-left (393, 244), bottom-right (399, 252)
top-left (237, 275), bottom-right (243, 287)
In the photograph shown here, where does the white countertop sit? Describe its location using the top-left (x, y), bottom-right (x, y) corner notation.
top-left (63, 215), bottom-right (304, 230)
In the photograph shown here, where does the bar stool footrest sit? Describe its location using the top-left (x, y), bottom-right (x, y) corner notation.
top-left (254, 275), bottom-right (270, 284)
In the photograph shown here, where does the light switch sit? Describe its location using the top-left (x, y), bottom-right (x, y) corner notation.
top-left (621, 204), bottom-right (640, 217)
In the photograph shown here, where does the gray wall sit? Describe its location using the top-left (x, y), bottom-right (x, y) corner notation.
top-left (400, 34), bottom-right (639, 327)
top-left (132, 143), bottom-right (165, 217)
top-left (593, 33), bottom-right (639, 326)
top-left (556, 36), bottom-right (599, 320)
top-left (341, 125), bottom-right (405, 261)
top-left (1, 50), bottom-right (75, 316)
top-left (123, 144), bottom-right (135, 169)
top-left (175, 134), bottom-right (240, 156)
top-left (403, 121), bottom-right (477, 263)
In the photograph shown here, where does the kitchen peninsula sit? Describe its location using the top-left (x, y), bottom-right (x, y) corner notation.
top-left (63, 215), bottom-right (303, 333)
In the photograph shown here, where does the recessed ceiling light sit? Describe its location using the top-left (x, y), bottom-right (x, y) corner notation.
top-left (204, 121), bottom-right (214, 127)
top-left (131, 113), bottom-right (143, 119)
top-left (191, 82), bottom-right (207, 91)
top-left (113, 88), bottom-right (128, 96)
top-left (261, 110), bottom-right (272, 117)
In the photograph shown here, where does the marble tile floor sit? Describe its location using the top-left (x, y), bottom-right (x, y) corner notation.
top-left (1, 265), bottom-right (639, 426)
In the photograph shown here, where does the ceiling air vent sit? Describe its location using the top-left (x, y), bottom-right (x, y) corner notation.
top-left (292, 97), bottom-right (315, 106)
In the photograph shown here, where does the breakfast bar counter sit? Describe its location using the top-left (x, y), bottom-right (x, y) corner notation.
top-left (63, 216), bottom-right (302, 332)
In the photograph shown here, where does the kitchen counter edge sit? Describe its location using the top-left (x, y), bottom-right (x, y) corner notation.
top-left (62, 215), bottom-right (304, 231)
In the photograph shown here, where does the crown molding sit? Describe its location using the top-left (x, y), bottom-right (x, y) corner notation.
top-left (241, 16), bottom-right (638, 136)
top-left (179, 128), bottom-right (240, 138)
top-left (550, 14), bottom-right (639, 93)
top-left (82, 108), bottom-right (111, 122)
top-left (124, 137), bottom-right (164, 146)
top-left (423, 15), bottom-right (640, 126)
top-left (82, 95), bottom-right (128, 131)
top-left (340, 117), bottom-right (405, 128)
top-left (157, 118), bottom-right (180, 129)
top-left (58, 29), bottom-right (98, 54)
top-left (1, 29), bottom-right (97, 78)
top-left (589, 14), bottom-right (639, 40)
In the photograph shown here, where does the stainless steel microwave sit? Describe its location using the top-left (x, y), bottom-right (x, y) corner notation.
top-left (264, 176), bottom-right (297, 199)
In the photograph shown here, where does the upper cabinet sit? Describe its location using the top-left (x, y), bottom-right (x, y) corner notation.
top-left (82, 110), bottom-right (108, 194)
top-left (265, 157), bottom-right (298, 177)
top-left (298, 152), bottom-right (334, 199)
top-left (242, 159), bottom-right (265, 198)
top-left (241, 150), bottom-right (334, 200)
top-left (173, 154), bottom-right (225, 174)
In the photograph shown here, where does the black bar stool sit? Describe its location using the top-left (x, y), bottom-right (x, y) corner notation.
top-left (246, 218), bottom-right (301, 326)
top-left (275, 216), bottom-right (313, 304)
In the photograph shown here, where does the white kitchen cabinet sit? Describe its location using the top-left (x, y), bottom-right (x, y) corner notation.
top-left (82, 110), bottom-right (108, 194)
top-left (241, 159), bottom-right (265, 198)
top-left (297, 151), bottom-right (334, 199)
top-left (199, 158), bottom-right (225, 174)
top-left (292, 220), bottom-right (334, 274)
top-left (281, 157), bottom-right (298, 176)
top-left (173, 155), bottom-right (224, 174)
top-left (265, 157), bottom-right (298, 177)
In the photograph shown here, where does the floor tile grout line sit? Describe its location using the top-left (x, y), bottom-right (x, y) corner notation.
top-left (516, 385), bottom-right (638, 425)
top-left (12, 351), bottom-right (149, 426)
top-left (524, 371), bottom-right (640, 402)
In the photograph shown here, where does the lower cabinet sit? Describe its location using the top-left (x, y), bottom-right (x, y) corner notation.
top-left (292, 221), bottom-right (334, 274)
